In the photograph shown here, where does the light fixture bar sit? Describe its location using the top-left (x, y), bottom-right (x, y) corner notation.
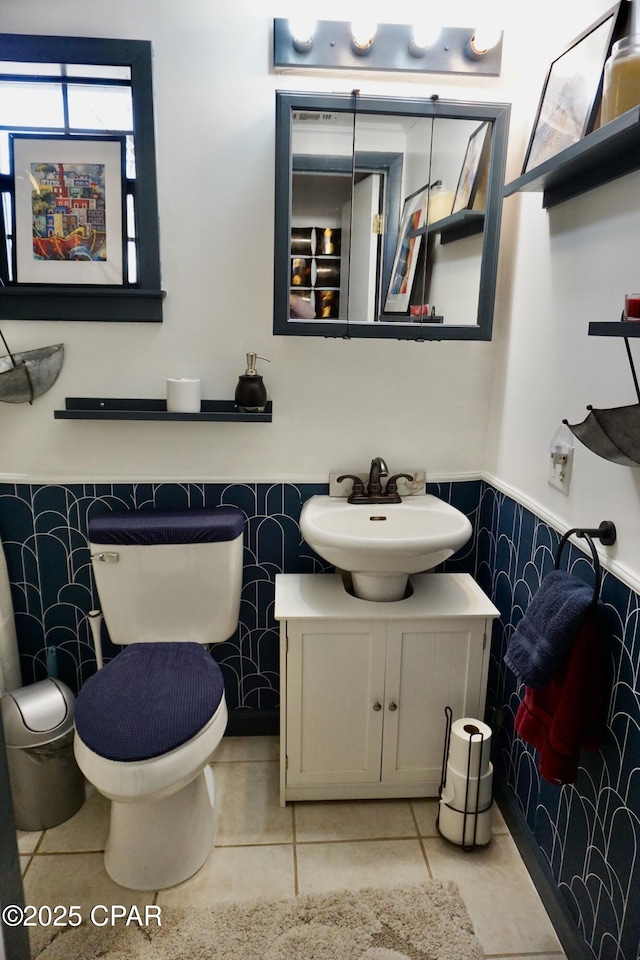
top-left (273, 20), bottom-right (503, 76)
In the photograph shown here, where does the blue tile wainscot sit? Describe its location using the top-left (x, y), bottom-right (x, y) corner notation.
top-left (0, 478), bottom-right (638, 959)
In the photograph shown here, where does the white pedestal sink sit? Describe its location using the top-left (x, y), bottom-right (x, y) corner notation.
top-left (300, 494), bottom-right (472, 601)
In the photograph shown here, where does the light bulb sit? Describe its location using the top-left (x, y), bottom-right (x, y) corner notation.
top-left (289, 18), bottom-right (316, 53)
top-left (351, 19), bottom-right (377, 54)
top-left (409, 23), bottom-right (441, 57)
top-left (469, 26), bottom-right (502, 56)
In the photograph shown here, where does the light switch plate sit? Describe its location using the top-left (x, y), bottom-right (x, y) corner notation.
top-left (547, 448), bottom-right (573, 494)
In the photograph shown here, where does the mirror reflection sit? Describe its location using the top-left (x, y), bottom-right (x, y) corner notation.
top-left (275, 92), bottom-right (510, 341)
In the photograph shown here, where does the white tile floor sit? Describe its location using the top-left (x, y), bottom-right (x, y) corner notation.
top-left (19, 736), bottom-right (567, 959)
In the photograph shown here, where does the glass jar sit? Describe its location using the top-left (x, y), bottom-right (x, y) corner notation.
top-left (601, 35), bottom-right (640, 125)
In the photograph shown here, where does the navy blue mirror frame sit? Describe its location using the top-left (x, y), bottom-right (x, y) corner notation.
top-left (274, 91), bottom-right (510, 341)
top-left (0, 34), bottom-right (163, 322)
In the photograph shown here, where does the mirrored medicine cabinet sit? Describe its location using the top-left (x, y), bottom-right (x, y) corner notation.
top-left (274, 91), bottom-right (510, 341)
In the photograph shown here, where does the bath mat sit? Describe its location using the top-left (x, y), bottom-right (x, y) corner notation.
top-left (31, 880), bottom-right (484, 960)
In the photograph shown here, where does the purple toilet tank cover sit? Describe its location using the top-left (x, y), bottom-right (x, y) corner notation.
top-left (88, 506), bottom-right (245, 546)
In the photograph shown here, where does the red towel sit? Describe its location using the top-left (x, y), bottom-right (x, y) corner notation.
top-left (514, 608), bottom-right (605, 785)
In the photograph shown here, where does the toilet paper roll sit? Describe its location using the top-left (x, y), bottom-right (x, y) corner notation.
top-left (441, 761), bottom-right (493, 813)
top-left (447, 717), bottom-right (492, 778)
top-left (438, 798), bottom-right (492, 847)
top-left (166, 378), bottom-right (201, 413)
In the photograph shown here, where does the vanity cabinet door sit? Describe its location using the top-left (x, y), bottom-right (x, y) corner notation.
top-left (380, 618), bottom-right (489, 791)
top-left (285, 619), bottom-right (387, 788)
top-left (280, 607), bottom-right (491, 802)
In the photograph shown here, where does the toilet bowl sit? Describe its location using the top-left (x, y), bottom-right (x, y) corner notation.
top-left (74, 666), bottom-right (228, 890)
top-left (73, 507), bottom-right (244, 891)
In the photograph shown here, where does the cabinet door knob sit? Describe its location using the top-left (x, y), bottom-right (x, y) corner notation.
top-left (388, 700), bottom-right (398, 711)
top-left (373, 701), bottom-right (382, 711)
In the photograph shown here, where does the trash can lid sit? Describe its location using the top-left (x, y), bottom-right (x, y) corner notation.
top-left (1, 679), bottom-right (75, 747)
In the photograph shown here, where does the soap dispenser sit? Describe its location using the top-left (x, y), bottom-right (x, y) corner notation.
top-left (235, 353), bottom-right (270, 412)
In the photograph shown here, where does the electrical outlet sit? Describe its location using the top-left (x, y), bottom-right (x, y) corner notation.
top-left (547, 447), bottom-right (574, 494)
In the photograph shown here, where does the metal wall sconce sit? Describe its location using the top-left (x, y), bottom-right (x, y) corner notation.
top-left (273, 19), bottom-right (503, 77)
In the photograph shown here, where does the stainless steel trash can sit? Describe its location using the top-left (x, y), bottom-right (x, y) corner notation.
top-left (1, 678), bottom-right (85, 831)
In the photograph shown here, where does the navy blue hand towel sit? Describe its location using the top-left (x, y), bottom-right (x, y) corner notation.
top-left (504, 570), bottom-right (594, 689)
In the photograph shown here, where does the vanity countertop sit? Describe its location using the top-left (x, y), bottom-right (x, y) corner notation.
top-left (274, 572), bottom-right (499, 621)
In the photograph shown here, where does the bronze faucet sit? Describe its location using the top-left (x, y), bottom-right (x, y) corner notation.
top-left (337, 458), bottom-right (413, 504)
top-left (367, 456), bottom-right (388, 497)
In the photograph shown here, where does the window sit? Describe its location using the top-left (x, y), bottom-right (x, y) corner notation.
top-left (0, 35), bottom-right (163, 321)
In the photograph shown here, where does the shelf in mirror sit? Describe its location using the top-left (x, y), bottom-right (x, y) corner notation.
top-left (589, 322), bottom-right (640, 337)
top-left (411, 210), bottom-right (485, 244)
top-left (54, 398), bottom-right (273, 422)
top-left (504, 106), bottom-right (640, 209)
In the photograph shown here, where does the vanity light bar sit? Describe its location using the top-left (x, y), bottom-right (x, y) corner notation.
top-left (273, 19), bottom-right (503, 77)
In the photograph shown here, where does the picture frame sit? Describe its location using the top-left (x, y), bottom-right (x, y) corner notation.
top-left (10, 134), bottom-right (126, 286)
top-left (384, 183), bottom-right (428, 313)
top-left (451, 122), bottom-right (492, 215)
top-left (522, 2), bottom-right (627, 174)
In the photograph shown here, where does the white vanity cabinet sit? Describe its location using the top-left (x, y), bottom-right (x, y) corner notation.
top-left (275, 573), bottom-right (499, 805)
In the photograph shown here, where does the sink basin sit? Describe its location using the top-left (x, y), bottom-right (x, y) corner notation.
top-left (300, 494), bottom-right (472, 601)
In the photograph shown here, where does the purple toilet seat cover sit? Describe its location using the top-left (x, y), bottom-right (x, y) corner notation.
top-left (74, 643), bottom-right (225, 761)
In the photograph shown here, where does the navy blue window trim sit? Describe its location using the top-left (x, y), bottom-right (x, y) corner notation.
top-left (0, 34), bottom-right (164, 322)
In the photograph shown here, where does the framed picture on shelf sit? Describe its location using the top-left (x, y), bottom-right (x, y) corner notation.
top-left (384, 183), bottom-right (428, 313)
top-left (522, 1), bottom-right (627, 174)
top-left (10, 134), bottom-right (126, 286)
top-left (452, 122), bottom-right (492, 214)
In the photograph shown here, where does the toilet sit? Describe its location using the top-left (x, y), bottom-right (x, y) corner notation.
top-left (73, 506), bottom-right (245, 891)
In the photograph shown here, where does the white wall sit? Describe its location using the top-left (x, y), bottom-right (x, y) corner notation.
top-left (485, 0), bottom-right (640, 590)
top-left (0, 0), bottom-right (514, 489)
top-left (2, 0), bottom-right (640, 583)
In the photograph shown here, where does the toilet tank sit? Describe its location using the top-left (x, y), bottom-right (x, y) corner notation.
top-left (88, 508), bottom-right (244, 646)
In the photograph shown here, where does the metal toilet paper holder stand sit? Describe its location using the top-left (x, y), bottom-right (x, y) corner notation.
top-left (436, 705), bottom-right (492, 852)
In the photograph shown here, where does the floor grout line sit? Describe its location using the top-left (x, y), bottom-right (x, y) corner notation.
top-left (28, 835), bottom-right (443, 851)
top-left (19, 829), bottom-right (46, 877)
top-left (27, 848), bottom-right (106, 856)
top-left (409, 799), bottom-right (435, 880)
top-left (294, 835), bottom-right (424, 845)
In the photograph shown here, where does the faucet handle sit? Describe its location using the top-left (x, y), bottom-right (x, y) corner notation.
top-left (385, 473), bottom-right (414, 497)
top-left (336, 474), bottom-right (365, 497)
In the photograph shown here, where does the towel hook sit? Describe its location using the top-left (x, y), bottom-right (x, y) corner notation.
top-left (554, 521), bottom-right (616, 606)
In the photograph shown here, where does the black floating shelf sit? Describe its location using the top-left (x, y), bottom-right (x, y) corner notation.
top-left (427, 209), bottom-right (485, 244)
top-left (504, 106), bottom-right (640, 208)
top-left (410, 210), bottom-right (484, 245)
top-left (54, 398), bottom-right (273, 422)
top-left (589, 322), bottom-right (640, 337)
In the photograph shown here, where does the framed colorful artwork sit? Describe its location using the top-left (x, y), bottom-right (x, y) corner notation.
top-left (384, 183), bottom-right (428, 313)
top-left (10, 134), bottom-right (126, 285)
